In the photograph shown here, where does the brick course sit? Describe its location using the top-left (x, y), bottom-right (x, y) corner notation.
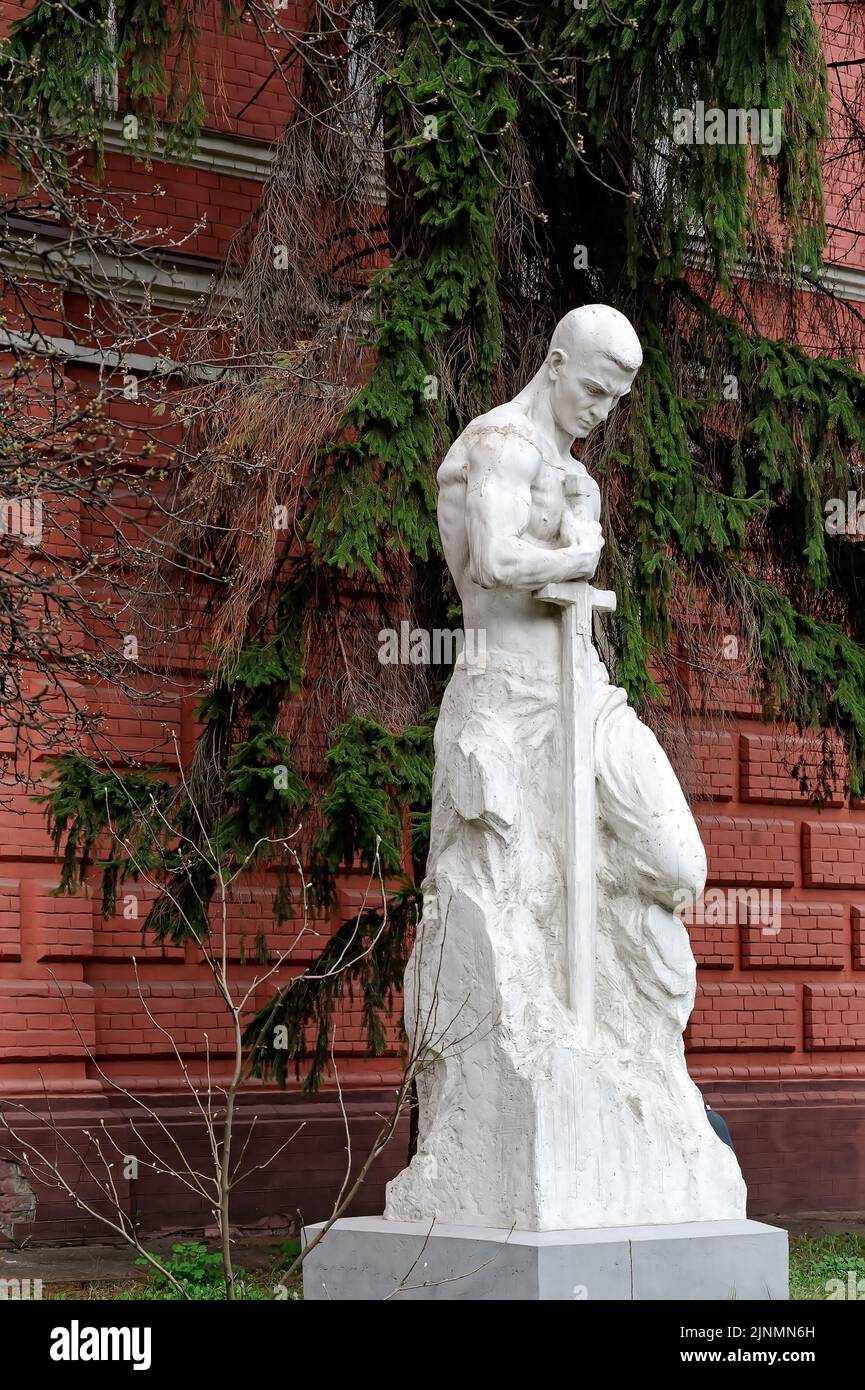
top-left (805, 984), bottom-right (865, 1050)
top-left (803, 821), bottom-right (865, 888)
top-left (741, 901), bottom-right (845, 970)
top-left (740, 731), bottom-right (847, 806)
top-left (697, 815), bottom-right (797, 885)
top-left (686, 982), bottom-right (797, 1051)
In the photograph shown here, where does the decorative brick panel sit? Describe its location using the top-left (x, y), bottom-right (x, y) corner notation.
top-left (742, 901), bottom-right (845, 970)
top-left (92, 981), bottom-right (236, 1058)
top-left (685, 982), bottom-right (797, 1051)
top-left (805, 984), bottom-right (865, 1050)
top-left (0, 792), bottom-right (57, 860)
top-left (33, 881), bottom-right (94, 961)
top-left (684, 920), bottom-right (737, 969)
top-left (681, 892), bottom-right (737, 969)
top-left (0, 981), bottom-right (95, 1059)
top-left (697, 816), bottom-right (797, 886)
top-left (209, 885), bottom-right (322, 965)
top-left (91, 880), bottom-right (314, 963)
top-left (74, 682), bottom-right (185, 770)
top-left (684, 645), bottom-right (761, 719)
top-left (689, 731), bottom-right (736, 802)
top-left (740, 732), bottom-right (847, 806)
top-left (0, 879), bottom-right (21, 960)
top-left (854, 906), bottom-right (865, 970)
top-left (93, 882), bottom-right (186, 962)
top-left (803, 822), bottom-right (865, 888)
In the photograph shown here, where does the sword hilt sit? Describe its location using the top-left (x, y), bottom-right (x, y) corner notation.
top-left (536, 580), bottom-right (616, 637)
top-left (564, 472), bottom-right (596, 520)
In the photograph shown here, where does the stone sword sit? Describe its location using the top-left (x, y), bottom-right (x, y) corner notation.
top-left (535, 473), bottom-right (616, 1043)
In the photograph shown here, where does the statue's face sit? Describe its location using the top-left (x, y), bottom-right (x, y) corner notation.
top-left (547, 345), bottom-right (636, 441)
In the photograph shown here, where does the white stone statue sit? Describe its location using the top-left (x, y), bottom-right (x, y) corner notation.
top-left (385, 304), bottom-right (747, 1231)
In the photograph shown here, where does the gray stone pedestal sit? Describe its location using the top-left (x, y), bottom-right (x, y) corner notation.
top-left (302, 1216), bottom-right (788, 1301)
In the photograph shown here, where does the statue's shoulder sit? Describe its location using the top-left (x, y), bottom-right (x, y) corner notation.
top-left (438, 404), bottom-right (542, 488)
top-left (465, 401), bottom-right (540, 448)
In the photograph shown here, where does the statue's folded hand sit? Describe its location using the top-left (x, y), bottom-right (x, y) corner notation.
top-left (558, 513), bottom-right (604, 579)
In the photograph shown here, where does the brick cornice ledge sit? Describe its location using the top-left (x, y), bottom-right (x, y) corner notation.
top-left (102, 119), bottom-right (276, 181)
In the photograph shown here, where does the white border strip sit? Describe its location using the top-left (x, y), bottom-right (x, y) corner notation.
top-left (102, 119), bottom-right (276, 182)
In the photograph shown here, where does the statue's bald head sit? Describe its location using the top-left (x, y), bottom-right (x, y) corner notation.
top-left (549, 304), bottom-right (643, 375)
top-left (543, 304), bottom-right (642, 441)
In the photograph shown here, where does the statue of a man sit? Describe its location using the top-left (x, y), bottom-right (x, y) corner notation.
top-left (385, 305), bottom-right (746, 1230)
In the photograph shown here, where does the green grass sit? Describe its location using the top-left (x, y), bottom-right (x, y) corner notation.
top-left (789, 1232), bottom-right (865, 1300)
top-left (47, 1239), bottom-right (304, 1301)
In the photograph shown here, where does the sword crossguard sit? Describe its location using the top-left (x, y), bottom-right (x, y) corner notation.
top-left (535, 581), bottom-right (617, 623)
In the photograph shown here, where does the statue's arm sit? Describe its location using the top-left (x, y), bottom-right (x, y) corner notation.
top-left (465, 431), bottom-right (602, 590)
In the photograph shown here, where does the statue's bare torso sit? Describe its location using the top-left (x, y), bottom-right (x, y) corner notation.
top-left (437, 401), bottom-right (601, 669)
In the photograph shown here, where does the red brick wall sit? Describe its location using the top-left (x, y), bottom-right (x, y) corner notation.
top-left (680, 714), bottom-right (865, 1214)
top-left (0, 1), bottom-right (303, 145)
top-left (0, 1), bottom-right (409, 1242)
top-left (683, 721), bottom-right (865, 1077)
top-left (2, 0), bottom-right (865, 1236)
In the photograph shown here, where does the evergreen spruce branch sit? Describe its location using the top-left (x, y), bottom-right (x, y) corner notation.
top-left (569, 0), bottom-right (827, 283)
top-left (308, 711), bottom-right (435, 905)
top-left (724, 562), bottom-right (865, 799)
top-left (608, 299), bottom-right (767, 669)
top-left (0, 0), bottom-right (240, 169)
top-left (306, 13), bottom-right (515, 573)
top-left (37, 754), bottom-right (174, 911)
top-left (37, 601), bottom-right (310, 941)
top-left (243, 888), bottom-right (418, 1091)
top-left (676, 282), bottom-right (865, 594)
